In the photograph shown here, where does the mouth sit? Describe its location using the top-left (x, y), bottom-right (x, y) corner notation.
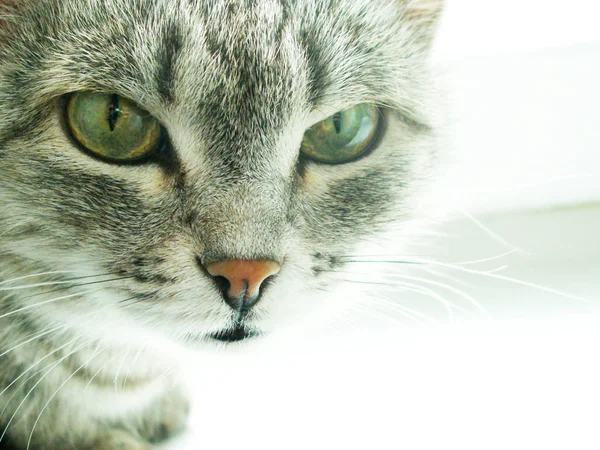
top-left (210, 324), bottom-right (258, 343)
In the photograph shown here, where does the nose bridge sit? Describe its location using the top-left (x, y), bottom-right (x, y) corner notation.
top-left (227, 180), bottom-right (282, 221)
top-left (197, 176), bottom-right (290, 263)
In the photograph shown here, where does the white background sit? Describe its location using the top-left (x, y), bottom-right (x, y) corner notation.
top-left (433, 0), bottom-right (600, 61)
top-left (432, 0), bottom-right (600, 214)
top-left (163, 2), bottom-right (600, 449)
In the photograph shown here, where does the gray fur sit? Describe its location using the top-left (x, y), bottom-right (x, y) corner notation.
top-left (0, 0), bottom-right (442, 448)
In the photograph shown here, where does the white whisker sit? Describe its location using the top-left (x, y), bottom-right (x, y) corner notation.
top-left (0, 289), bottom-right (103, 321)
top-left (122, 348), bottom-right (143, 390)
top-left (441, 264), bottom-right (592, 304)
top-left (0, 324), bottom-right (69, 359)
top-left (386, 280), bottom-right (462, 319)
top-left (0, 341), bottom-right (91, 445)
top-left (0, 336), bottom-right (82, 401)
top-left (459, 208), bottom-right (528, 255)
top-left (450, 249), bottom-right (519, 266)
top-left (415, 266), bottom-right (477, 290)
top-left (26, 345), bottom-right (104, 450)
top-left (84, 349), bottom-right (129, 392)
top-left (0, 275), bottom-right (130, 292)
top-left (0, 271), bottom-right (77, 286)
top-left (339, 275), bottom-right (462, 319)
top-left (350, 258), bottom-right (591, 305)
top-left (0, 368), bottom-right (44, 423)
top-left (388, 273), bottom-right (488, 315)
top-left (0, 309), bottom-right (98, 360)
top-left (156, 365), bottom-right (178, 384)
top-left (113, 348), bottom-right (132, 393)
top-left (410, 258), bottom-right (590, 304)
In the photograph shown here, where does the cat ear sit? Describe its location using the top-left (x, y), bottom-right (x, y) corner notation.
top-left (402, 0), bottom-right (444, 48)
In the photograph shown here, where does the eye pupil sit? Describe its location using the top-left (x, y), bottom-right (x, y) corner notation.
top-left (332, 112), bottom-right (342, 134)
top-left (107, 94), bottom-right (120, 132)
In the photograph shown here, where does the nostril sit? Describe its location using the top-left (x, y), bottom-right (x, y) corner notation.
top-left (211, 275), bottom-right (231, 298)
top-left (259, 274), bottom-right (277, 297)
top-left (197, 257), bottom-right (230, 298)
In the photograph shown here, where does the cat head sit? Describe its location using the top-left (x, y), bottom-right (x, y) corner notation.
top-left (0, 0), bottom-right (443, 345)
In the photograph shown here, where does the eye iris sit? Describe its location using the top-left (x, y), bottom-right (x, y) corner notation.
top-left (300, 104), bottom-right (381, 164)
top-left (66, 92), bottom-right (161, 162)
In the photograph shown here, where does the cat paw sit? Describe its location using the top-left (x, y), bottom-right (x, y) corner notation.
top-left (88, 429), bottom-right (151, 450)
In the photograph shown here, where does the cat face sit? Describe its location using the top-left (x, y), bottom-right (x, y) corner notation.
top-left (0, 0), bottom-right (441, 345)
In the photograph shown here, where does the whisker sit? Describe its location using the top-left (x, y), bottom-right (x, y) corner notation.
top-left (337, 277), bottom-right (450, 318)
top-left (122, 348), bottom-right (143, 390)
top-left (443, 264), bottom-right (592, 304)
top-left (0, 275), bottom-right (133, 292)
top-left (0, 324), bottom-right (63, 358)
top-left (0, 312), bottom-right (99, 412)
top-left (338, 257), bottom-right (424, 265)
top-left (26, 345), bottom-right (105, 450)
top-left (0, 367), bottom-right (46, 423)
top-left (459, 208), bottom-right (528, 255)
top-left (348, 258), bottom-right (591, 305)
top-left (388, 273), bottom-right (488, 315)
top-left (339, 250), bottom-right (518, 268)
top-left (79, 313), bottom-right (158, 393)
top-left (113, 348), bottom-right (132, 394)
top-left (405, 278), bottom-right (466, 317)
top-left (156, 365), bottom-right (178, 384)
top-left (0, 340), bottom-right (92, 445)
top-left (118, 293), bottom-right (154, 308)
top-left (337, 279), bottom-right (396, 287)
top-left (0, 289), bottom-right (104, 321)
top-left (0, 335), bottom-right (83, 401)
top-left (381, 280), bottom-right (461, 319)
top-left (415, 267), bottom-right (477, 290)
top-left (83, 348), bottom-right (130, 392)
top-left (11, 275), bottom-right (136, 305)
top-left (335, 274), bottom-right (469, 317)
top-left (0, 271), bottom-right (79, 286)
top-left (0, 323), bottom-right (74, 359)
top-left (449, 250), bottom-right (519, 266)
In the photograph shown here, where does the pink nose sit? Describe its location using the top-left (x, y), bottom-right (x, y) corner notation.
top-left (206, 259), bottom-right (281, 309)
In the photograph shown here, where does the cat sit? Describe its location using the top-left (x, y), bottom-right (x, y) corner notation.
top-left (0, 0), bottom-right (443, 448)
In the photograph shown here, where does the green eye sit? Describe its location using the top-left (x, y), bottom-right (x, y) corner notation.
top-left (66, 92), bottom-right (162, 162)
top-left (300, 104), bottom-right (382, 164)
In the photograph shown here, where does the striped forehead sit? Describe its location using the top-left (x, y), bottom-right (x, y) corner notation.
top-left (156, 5), bottom-right (307, 148)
